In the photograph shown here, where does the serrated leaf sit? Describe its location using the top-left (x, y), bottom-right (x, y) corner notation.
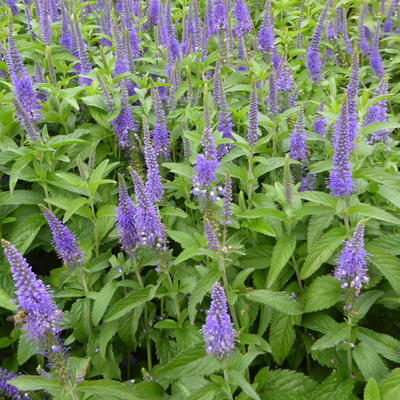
top-left (366, 245), bottom-right (400, 295)
top-left (267, 235), bottom-right (296, 288)
top-left (76, 379), bottom-right (143, 400)
top-left (311, 323), bottom-right (350, 351)
top-left (361, 121), bottom-right (400, 136)
top-left (257, 369), bottom-right (318, 400)
top-left (104, 285), bottom-right (157, 322)
top-left (63, 197), bottom-right (89, 223)
top-left (307, 214), bottom-right (333, 252)
top-left (269, 312), bottom-right (298, 365)
top-left (310, 371), bottom-right (354, 400)
top-left (173, 246), bottom-right (201, 265)
top-left (163, 162), bottom-right (193, 177)
top-left (168, 230), bottom-right (198, 248)
top-left (303, 275), bottom-right (341, 313)
top-left (0, 190), bottom-right (43, 205)
top-left (232, 268), bottom-right (255, 290)
top-left (378, 368), bottom-right (400, 399)
top-left (92, 281), bottom-right (117, 326)
top-left (298, 191), bottom-right (338, 208)
top-left (99, 322), bottom-right (117, 358)
top-left (0, 288), bottom-right (17, 311)
top-left (156, 343), bottom-right (220, 379)
top-left (364, 378), bottom-right (381, 400)
top-left (353, 342), bottom-right (388, 382)
top-left (358, 328), bottom-right (400, 363)
top-left (9, 376), bottom-right (63, 396)
top-left (9, 154), bottom-right (33, 194)
top-left (236, 208), bottom-right (285, 220)
top-left (229, 369), bottom-right (261, 400)
top-left (188, 266), bottom-right (221, 324)
top-left (18, 336), bottom-right (37, 365)
top-left (349, 204), bottom-right (400, 225)
top-left (355, 290), bottom-right (383, 322)
top-left (301, 227), bottom-right (346, 280)
top-left (245, 289), bottom-right (302, 315)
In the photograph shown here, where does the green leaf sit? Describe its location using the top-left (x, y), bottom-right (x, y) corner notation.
top-left (76, 380), bottom-right (143, 400)
top-left (361, 121), bottom-right (400, 136)
top-left (9, 214), bottom-right (45, 254)
top-left (307, 214), bottom-right (333, 252)
top-left (303, 275), bottom-right (341, 313)
top-left (232, 268), bottom-right (255, 290)
top-left (353, 342), bottom-right (388, 382)
top-left (92, 281), bottom-right (117, 326)
top-left (104, 285), bottom-right (157, 322)
top-left (9, 154), bottom-right (33, 194)
top-left (256, 369), bottom-right (318, 400)
top-left (168, 230), bottom-right (198, 248)
top-left (229, 369), bottom-right (261, 400)
top-left (236, 208), bottom-right (285, 220)
top-left (364, 378), bottom-right (381, 400)
top-left (300, 227), bottom-right (346, 280)
top-left (366, 245), bottom-right (400, 296)
top-left (9, 376), bottom-right (63, 396)
top-left (269, 312), bottom-right (298, 365)
top-left (349, 204), bottom-right (400, 225)
top-left (245, 289), bottom-right (302, 315)
top-left (247, 218), bottom-right (276, 237)
top-left (173, 247), bottom-right (201, 265)
top-left (267, 235), bottom-right (296, 288)
top-left (17, 335), bottom-right (36, 365)
top-left (163, 162), bottom-right (193, 177)
top-left (311, 323), bottom-right (350, 351)
top-left (63, 197), bottom-right (89, 223)
top-left (82, 94), bottom-right (108, 110)
top-left (358, 328), bottom-right (400, 363)
top-left (355, 290), bottom-right (383, 322)
top-left (188, 266), bottom-right (221, 324)
top-left (310, 371), bottom-right (354, 400)
top-left (297, 191), bottom-right (337, 208)
top-left (0, 190), bottom-right (43, 205)
top-left (378, 368), bottom-right (400, 400)
top-left (156, 343), bottom-right (220, 379)
top-left (0, 288), bottom-right (17, 311)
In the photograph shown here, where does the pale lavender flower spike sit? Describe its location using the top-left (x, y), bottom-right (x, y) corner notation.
top-left (334, 222), bottom-right (369, 297)
top-left (370, 22), bottom-right (384, 79)
top-left (289, 107), bottom-right (307, 163)
top-left (201, 282), bottom-right (237, 358)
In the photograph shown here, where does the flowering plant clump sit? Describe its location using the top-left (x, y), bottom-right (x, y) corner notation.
top-left (1, 0), bottom-right (400, 398)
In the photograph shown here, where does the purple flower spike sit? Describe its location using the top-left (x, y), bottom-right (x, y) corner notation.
top-left (370, 22), bottom-right (385, 79)
top-left (41, 207), bottom-right (83, 269)
top-left (151, 86), bottom-right (170, 158)
top-left (299, 172), bottom-right (316, 192)
top-left (217, 73), bottom-right (233, 156)
top-left (213, 0), bottom-right (227, 32)
top-left (143, 117), bottom-right (163, 203)
top-left (1, 239), bottom-right (62, 345)
top-left (0, 367), bottom-right (29, 400)
top-left (234, 0), bottom-right (252, 35)
top-left (258, 0), bottom-right (274, 53)
top-left (116, 175), bottom-right (138, 256)
top-left (147, 0), bottom-right (159, 28)
top-left (306, 0), bottom-right (331, 83)
top-left (111, 83), bottom-right (136, 150)
top-left (204, 219), bottom-right (220, 250)
top-left (201, 282), bottom-right (237, 358)
top-left (247, 77), bottom-right (258, 148)
top-left (328, 94), bottom-right (353, 198)
top-left (221, 175), bottom-right (233, 226)
top-left (358, 5), bottom-right (370, 57)
top-left (365, 79), bottom-right (390, 145)
top-left (314, 104), bottom-right (327, 136)
top-left (346, 48), bottom-right (360, 144)
top-left (268, 69), bottom-right (278, 118)
top-left (129, 168), bottom-right (167, 250)
top-left (335, 222), bottom-right (369, 297)
top-left (289, 107), bottom-right (307, 163)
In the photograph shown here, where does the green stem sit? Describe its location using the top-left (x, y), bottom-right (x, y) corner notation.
top-left (223, 362), bottom-right (234, 400)
top-left (166, 270), bottom-right (181, 318)
top-left (247, 150), bottom-right (254, 204)
top-left (134, 261), bottom-right (152, 370)
top-left (89, 199), bottom-right (99, 257)
top-left (347, 318), bottom-right (353, 377)
top-left (343, 200), bottom-right (350, 235)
